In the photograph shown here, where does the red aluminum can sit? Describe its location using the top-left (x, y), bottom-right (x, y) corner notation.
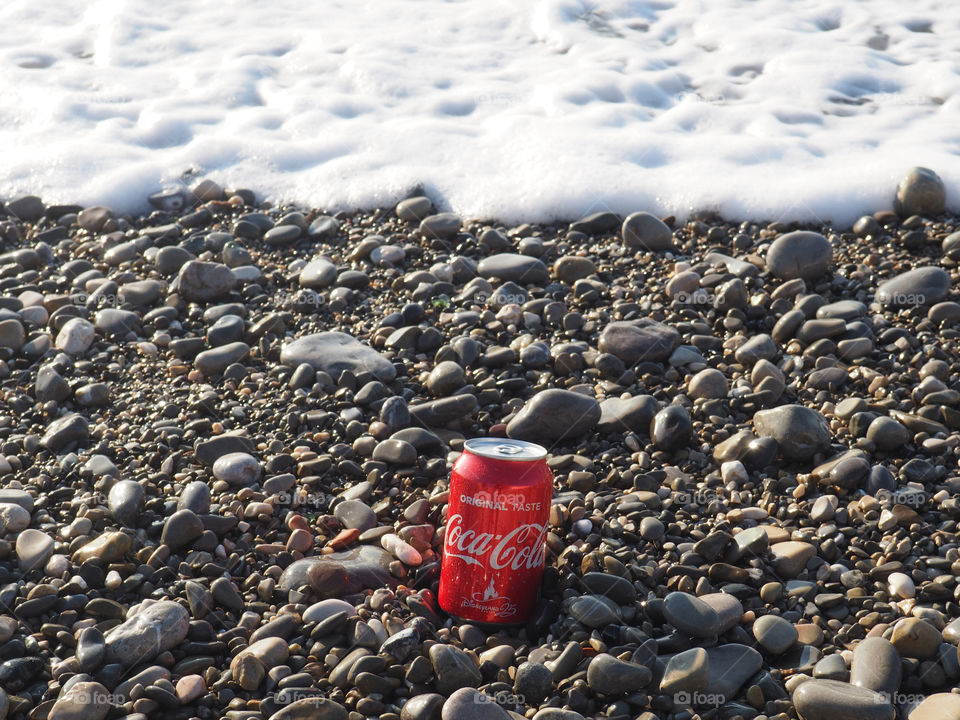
top-left (438, 438), bottom-right (553, 624)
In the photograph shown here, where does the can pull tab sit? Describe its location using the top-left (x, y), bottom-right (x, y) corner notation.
top-left (496, 443), bottom-right (524, 455)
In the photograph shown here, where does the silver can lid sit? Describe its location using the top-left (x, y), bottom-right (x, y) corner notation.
top-left (464, 438), bottom-right (547, 461)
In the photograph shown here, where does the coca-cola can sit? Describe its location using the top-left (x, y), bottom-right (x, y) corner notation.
top-left (438, 438), bottom-right (553, 624)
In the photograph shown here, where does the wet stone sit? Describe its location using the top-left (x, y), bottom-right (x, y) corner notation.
top-left (752, 615), bottom-right (798, 655)
top-left (598, 319), bottom-right (680, 364)
top-left (506, 389), bottom-right (600, 445)
top-left (660, 647), bottom-right (709, 695)
top-left (663, 592), bottom-right (720, 638)
top-left (792, 679), bottom-right (894, 720)
top-left (766, 231), bottom-right (833, 281)
top-left (586, 653), bottom-right (651, 696)
top-left (851, 637), bottom-right (901, 696)
top-left (429, 644), bottom-right (481, 695)
top-left (753, 404), bottom-right (831, 462)
top-left (104, 601), bottom-right (189, 667)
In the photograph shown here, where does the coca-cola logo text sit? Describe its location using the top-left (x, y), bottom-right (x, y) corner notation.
top-left (444, 513), bottom-right (547, 570)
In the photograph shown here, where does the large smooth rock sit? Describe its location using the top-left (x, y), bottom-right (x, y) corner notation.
top-left (752, 614), bottom-right (797, 655)
top-left (49, 681), bottom-right (111, 720)
top-left (650, 405), bottom-right (692, 452)
top-left (890, 618), bottom-right (941, 659)
top-left (598, 319), bottom-right (680, 365)
top-left (72, 532), bottom-right (132, 564)
top-left (587, 653), bottom-right (651, 696)
top-left (194, 341), bottom-right (250, 376)
top-left (268, 698), bottom-right (347, 720)
top-left (896, 166), bottom-right (945, 217)
top-left (55, 317), bottom-right (96, 354)
top-left (419, 213), bottom-right (462, 240)
top-left (278, 545), bottom-right (397, 595)
top-left (440, 688), bottom-right (510, 720)
top-left (597, 395), bottom-right (658, 434)
top-left (703, 644), bottom-right (762, 698)
top-left (16, 529), bottom-right (54, 572)
top-left (430, 644), bottom-right (482, 695)
top-left (104, 601), bottom-right (189, 667)
top-left (409, 395), bottom-right (478, 427)
top-left (41, 414), bottom-right (90, 451)
top-left (908, 693), bottom-right (960, 720)
top-left (792, 678), bottom-right (894, 720)
top-left (769, 541), bottom-right (816, 577)
top-left (663, 592), bottom-right (720, 638)
top-left (212, 452), bottom-right (261, 486)
top-left (875, 267), bottom-right (950, 308)
top-left (177, 260), bottom-right (237, 302)
top-left (477, 254), bottom-right (549, 285)
top-left (506, 389), bottom-right (600, 445)
top-left (622, 212), bottom-right (673, 250)
top-left (851, 637), bottom-right (901, 696)
top-left (299, 258), bottom-right (337, 289)
top-left (753, 405), bottom-right (830, 462)
top-left (765, 231), bottom-right (832, 281)
top-left (660, 647), bottom-right (709, 695)
top-left (281, 332), bottom-right (396, 382)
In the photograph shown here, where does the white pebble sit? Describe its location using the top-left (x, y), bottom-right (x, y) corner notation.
top-left (573, 518), bottom-right (593, 536)
top-left (721, 460), bottom-right (748, 484)
top-left (888, 571), bottom-right (915, 599)
top-left (44, 554), bottom-right (69, 577)
top-left (55, 317), bottom-right (96, 355)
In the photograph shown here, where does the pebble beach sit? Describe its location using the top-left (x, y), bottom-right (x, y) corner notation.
top-left (0, 167), bottom-right (957, 720)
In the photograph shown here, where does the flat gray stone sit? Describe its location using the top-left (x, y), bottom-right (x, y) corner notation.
top-left (104, 601), bottom-right (189, 667)
top-left (506, 389), bottom-right (600, 445)
top-left (587, 653), bottom-right (651, 696)
top-left (477, 254), bottom-right (549, 285)
top-left (663, 592), bottom-right (720, 638)
top-left (876, 267), bottom-right (950, 308)
top-left (752, 614), bottom-right (797, 655)
top-left (622, 212), bottom-right (673, 250)
top-left (896, 166), bottom-right (945, 217)
top-left (765, 231), bottom-right (832, 281)
top-left (194, 341), bottom-right (250, 375)
top-left (281, 332), bottom-right (396, 382)
top-left (597, 395), bottom-right (658, 433)
top-left (299, 258), bottom-right (337, 289)
top-left (753, 404), bottom-right (831, 462)
top-left (792, 678), bottom-right (894, 720)
top-left (598, 319), bottom-right (680, 365)
top-left (41, 414), bottom-right (89, 451)
top-left (703, 644), bottom-right (763, 698)
top-left (177, 260), bottom-right (237, 302)
top-left (851, 636), bottom-right (901, 697)
top-left (429, 644), bottom-right (481, 694)
top-left (660, 647), bottom-right (709, 695)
